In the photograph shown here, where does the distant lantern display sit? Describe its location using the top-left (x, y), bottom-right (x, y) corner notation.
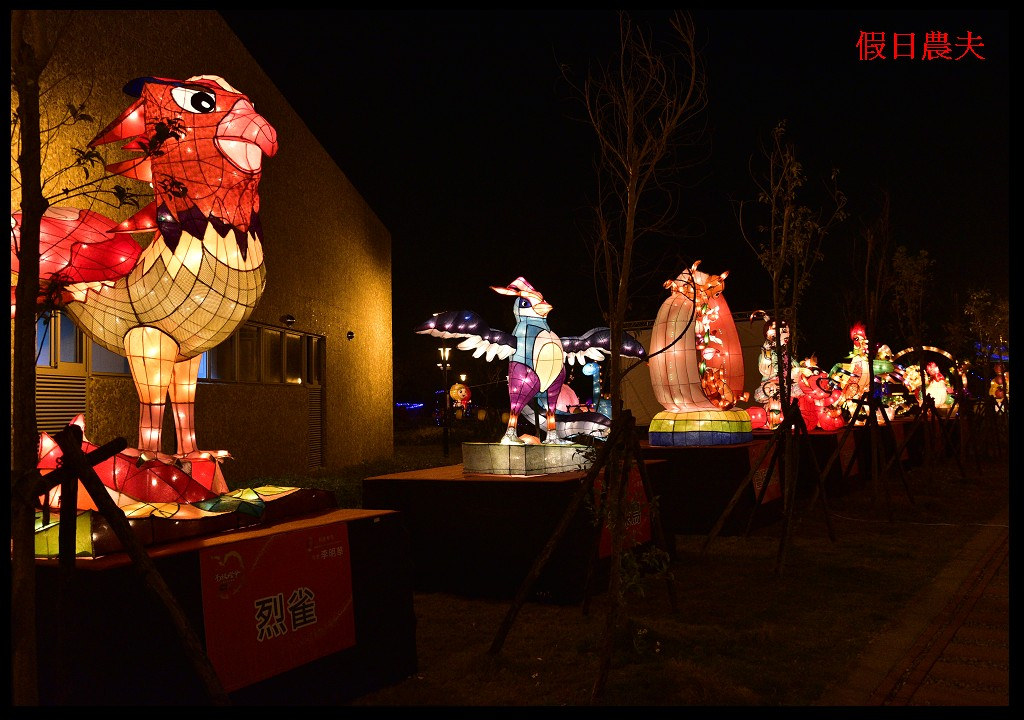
top-left (414, 277), bottom-right (647, 445)
top-left (647, 261), bottom-right (751, 446)
top-left (749, 310), bottom-right (793, 430)
top-left (450, 382), bottom-right (471, 410)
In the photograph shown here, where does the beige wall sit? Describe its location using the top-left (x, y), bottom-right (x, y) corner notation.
top-left (13, 10), bottom-right (393, 484)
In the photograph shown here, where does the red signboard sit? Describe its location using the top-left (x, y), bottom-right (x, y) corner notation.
top-left (199, 520), bottom-right (356, 692)
top-left (747, 443), bottom-right (783, 504)
top-left (596, 466), bottom-right (653, 558)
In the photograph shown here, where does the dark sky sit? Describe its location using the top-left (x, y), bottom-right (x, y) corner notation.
top-left (220, 10), bottom-right (1009, 403)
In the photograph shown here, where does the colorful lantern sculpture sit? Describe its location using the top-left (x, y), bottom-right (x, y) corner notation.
top-left (13, 75), bottom-right (277, 510)
top-left (889, 346), bottom-right (960, 412)
top-left (793, 356), bottom-right (846, 431)
top-left (749, 310), bottom-right (795, 430)
top-left (830, 322), bottom-right (873, 417)
top-left (647, 262), bottom-right (750, 446)
top-left (449, 382), bottom-right (471, 410)
top-left (901, 361), bottom-right (955, 409)
top-left (582, 360), bottom-right (613, 418)
top-left (414, 277), bottom-right (647, 444)
top-left (13, 75), bottom-right (277, 464)
top-left (990, 363), bottom-right (1009, 412)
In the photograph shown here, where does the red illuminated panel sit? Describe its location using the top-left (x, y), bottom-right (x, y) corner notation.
top-left (199, 521), bottom-right (355, 692)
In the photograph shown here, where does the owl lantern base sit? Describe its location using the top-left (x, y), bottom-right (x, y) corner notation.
top-left (462, 442), bottom-right (593, 476)
top-left (648, 409), bottom-right (752, 447)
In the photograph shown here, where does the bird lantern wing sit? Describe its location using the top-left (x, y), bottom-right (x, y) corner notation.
top-left (560, 327), bottom-right (648, 365)
top-left (414, 309), bottom-right (516, 362)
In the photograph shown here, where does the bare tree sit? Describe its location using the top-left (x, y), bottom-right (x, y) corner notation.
top-left (890, 245), bottom-right (933, 351)
top-left (563, 9), bottom-right (707, 702)
top-left (963, 288), bottom-right (1010, 379)
top-left (738, 120), bottom-right (847, 375)
top-left (857, 192), bottom-right (896, 345)
top-left (735, 120), bottom-right (845, 567)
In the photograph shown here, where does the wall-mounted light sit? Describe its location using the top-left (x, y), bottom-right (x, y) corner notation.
top-left (346, 331), bottom-right (355, 340)
top-left (280, 314), bottom-right (296, 328)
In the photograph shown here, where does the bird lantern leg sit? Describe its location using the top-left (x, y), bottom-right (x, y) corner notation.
top-left (124, 326), bottom-right (178, 452)
top-left (169, 354), bottom-right (202, 455)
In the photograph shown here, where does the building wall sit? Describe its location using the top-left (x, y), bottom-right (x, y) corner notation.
top-left (12, 10), bottom-right (393, 484)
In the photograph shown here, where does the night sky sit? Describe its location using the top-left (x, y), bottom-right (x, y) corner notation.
top-left (220, 10), bottom-right (1009, 404)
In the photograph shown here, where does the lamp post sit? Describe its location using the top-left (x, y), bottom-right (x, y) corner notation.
top-left (438, 345), bottom-right (451, 458)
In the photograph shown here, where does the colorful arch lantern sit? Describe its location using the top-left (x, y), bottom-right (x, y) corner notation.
top-left (13, 75), bottom-right (277, 472)
top-left (647, 261), bottom-right (751, 446)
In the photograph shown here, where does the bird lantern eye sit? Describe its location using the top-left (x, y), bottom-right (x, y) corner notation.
top-left (171, 86), bottom-right (217, 114)
top-left (518, 298), bottom-right (530, 309)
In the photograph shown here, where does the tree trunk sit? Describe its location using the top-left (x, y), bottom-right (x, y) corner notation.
top-left (11, 10), bottom-right (53, 705)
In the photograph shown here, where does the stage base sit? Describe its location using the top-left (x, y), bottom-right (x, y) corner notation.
top-left (34, 508), bottom-right (416, 706)
top-left (363, 462), bottom-right (664, 603)
top-left (462, 441), bottom-right (593, 475)
top-left (640, 440), bottom-right (782, 536)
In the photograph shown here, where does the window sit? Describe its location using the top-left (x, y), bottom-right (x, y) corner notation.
top-left (285, 333), bottom-right (303, 384)
top-left (91, 342), bottom-right (131, 374)
top-left (205, 334), bottom-right (237, 381)
top-left (307, 335), bottom-right (324, 386)
top-left (36, 311), bottom-right (84, 373)
top-left (238, 325), bottom-right (260, 383)
top-left (58, 313), bottom-right (82, 363)
top-left (36, 315), bottom-right (52, 368)
top-left (262, 328), bottom-right (283, 383)
top-left (83, 320), bottom-right (326, 385)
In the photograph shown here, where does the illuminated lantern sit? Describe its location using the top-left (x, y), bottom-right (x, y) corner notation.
top-left (38, 415), bottom-right (228, 510)
top-left (749, 310), bottom-right (796, 431)
top-left (924, 362), bottom-right (952, 406)
top-left (13, 75), bottom-right (277, 467)
top-left (746, 405), bottom-right (768, 430)
top-left (828, 323), bottom-right (873, 419)
top-left (990, 363), bottom-right (1009, 412)
top-left (794, 358), bottom-right (846, 431)
top-left (582, 361), bottom-right (612, 418)
top-left (414, 277), bottom-right (646, 445)
top-left (890, 346), bottom-right (960, 410)
top-left (647, 262), bottom-right (751, 446)
top-left (449, 382), bottom-right (471, 410)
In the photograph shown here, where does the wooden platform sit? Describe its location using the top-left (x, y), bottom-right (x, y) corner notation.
top-left (34, 508), bottom-right (417, 706)
top-left (362, 462), bottom-right (663, 604)
top-left (639, 439), bottom-right (784, 536)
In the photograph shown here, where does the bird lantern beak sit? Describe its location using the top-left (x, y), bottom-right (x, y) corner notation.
top-left (216, 98), bottom-right (278, 172)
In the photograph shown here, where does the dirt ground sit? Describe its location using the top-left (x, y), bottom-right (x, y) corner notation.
top-left (345, 447), bottom-right (1009, 707)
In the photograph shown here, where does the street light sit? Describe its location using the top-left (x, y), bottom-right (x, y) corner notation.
top-left (438, 345), bottom-right (452, 458)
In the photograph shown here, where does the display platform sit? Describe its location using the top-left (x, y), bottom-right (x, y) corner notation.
top-left (461, 441), bottom-right (593, 475)
top-left (362, 461), bottom-right (664, 604)
top-left (638, 439), bottom-right (783, 537)
top-left (34, 508), bottom-right (416, 706)
top-left (801, 417), bottom-right (923, 496)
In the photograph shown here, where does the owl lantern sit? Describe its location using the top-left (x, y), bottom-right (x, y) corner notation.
top-left (647, 262), bottom-right (751, 446)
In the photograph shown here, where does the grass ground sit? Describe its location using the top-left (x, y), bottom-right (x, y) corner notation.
top-left (252, 423), bottom-right (1011, 706)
